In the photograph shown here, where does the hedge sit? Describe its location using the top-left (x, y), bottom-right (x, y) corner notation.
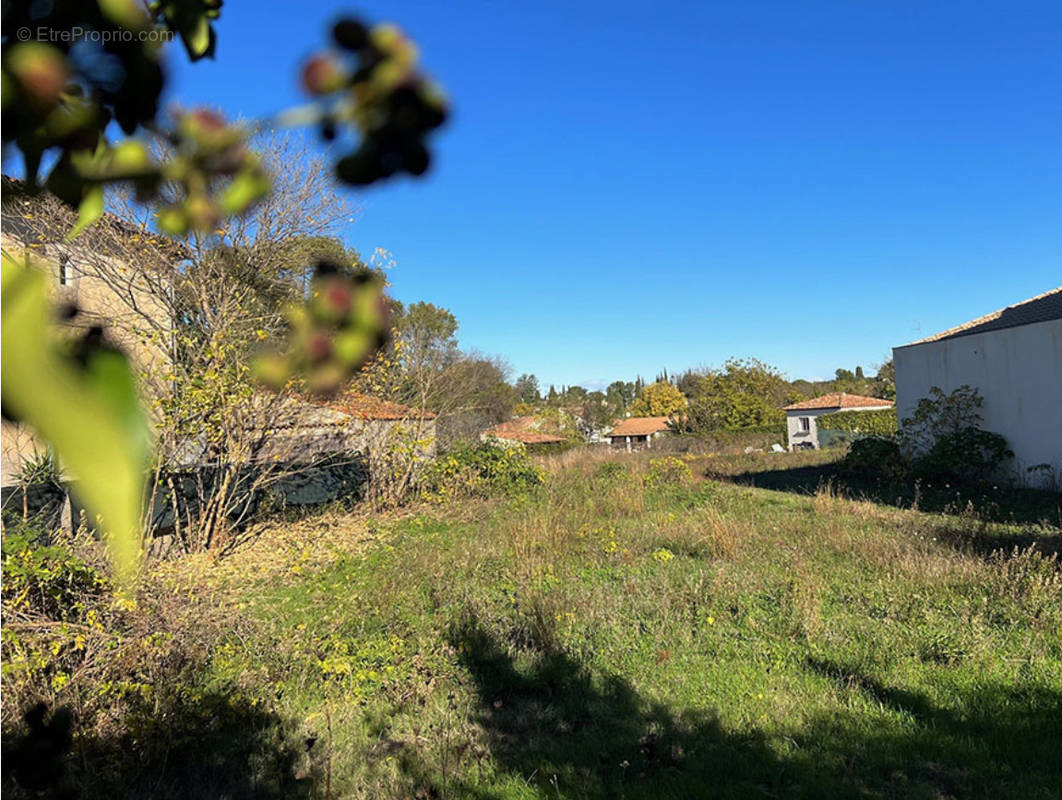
top-left (817, 408), bottom-right (897, 436)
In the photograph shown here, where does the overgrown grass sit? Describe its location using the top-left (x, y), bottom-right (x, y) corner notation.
top-left (4, 451), bottom-right (1061, 798)
top-left (706, 448), bottom-right (1062, 528)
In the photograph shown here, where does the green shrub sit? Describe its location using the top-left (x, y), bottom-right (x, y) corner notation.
top-left (898, 386), bottom-right (1014, 486)
top-left (420, 443), bottom-right (543, 503)
top-left (914, 427), bottom-right (1013, 485)
top-left (841, 437), bottom-right (908, 482)
top-left (1, 532), bottom-right (107, 621)
top-left (818, 408), bottom-right (897, 436)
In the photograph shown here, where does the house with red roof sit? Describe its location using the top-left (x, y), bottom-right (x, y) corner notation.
top-left (783, 393), bottom-right (893, 451)
top-left (607, 416), bottom-right (673, 452)
top-left (481, 416), bottom-right (567, 448)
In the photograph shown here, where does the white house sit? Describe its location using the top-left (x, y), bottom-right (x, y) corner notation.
top-left (784, 393), bottom-right (894, 451)
top-left (893, 287), bottom-right (1062, 488)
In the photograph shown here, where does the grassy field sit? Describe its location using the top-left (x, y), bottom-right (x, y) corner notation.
top-left (4, 449), bottom-right (1062, 799)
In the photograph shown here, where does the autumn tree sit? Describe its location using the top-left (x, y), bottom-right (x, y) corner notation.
top-left (629, 380), bottom-right (687, 417)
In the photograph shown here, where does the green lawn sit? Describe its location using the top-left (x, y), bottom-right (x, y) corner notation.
top-left (5, 451), bottom-right (1062, 799)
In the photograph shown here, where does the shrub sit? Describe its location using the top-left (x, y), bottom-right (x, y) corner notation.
top-left (899, 386), bottom-right (1014, 486)
top-left (915, 427), bottom-right (1013, 485)
top-left (900, 385), bottom-right (984, 453)
top-left (645, 456), bottom-right (692, 486)
top-left (841, 437), bottom-right (908, 483)
top-left (1, 531), bottom-right (107, 621)
top-left (419, 443), bottom-right (543, 503)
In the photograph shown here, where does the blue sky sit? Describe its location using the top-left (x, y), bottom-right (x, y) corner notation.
top-left (166, 0), bottom-right (1060, 388)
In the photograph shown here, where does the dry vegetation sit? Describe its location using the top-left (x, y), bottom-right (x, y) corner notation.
top-left (3, 449), bottom-right (1061, 799)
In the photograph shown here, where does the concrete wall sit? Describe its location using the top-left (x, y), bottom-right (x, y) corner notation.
top-left (893, 319), bottom-right (1062, 487)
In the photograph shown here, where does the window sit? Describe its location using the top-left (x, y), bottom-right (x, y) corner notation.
top-left (799, 417), bottom-right (811, 432)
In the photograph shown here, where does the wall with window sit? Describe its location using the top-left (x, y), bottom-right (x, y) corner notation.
top-left (786, 410), bottom-right (825, 450)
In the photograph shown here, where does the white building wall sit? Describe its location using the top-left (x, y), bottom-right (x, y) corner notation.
top-left (893, 318), bottom-right (1062, 487)
top-left (787, 410), bottom-right (826, 450)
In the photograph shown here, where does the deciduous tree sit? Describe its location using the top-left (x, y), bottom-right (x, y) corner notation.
top-left (629, 381), bottom-right (687, 417)
top-left (684, 358), bottom-right (791, 432)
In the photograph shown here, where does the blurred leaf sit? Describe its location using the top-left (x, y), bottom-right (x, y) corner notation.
top-left (66, 185), bottom-right (104, 241)
top-left (187, 15), bottom-right (211, 58)
top-left (98, 0), bottom-right (150, 30)
top-left (219, 168), bottom-right (271, 214)
top-left (1, 253), bottom-right (150, 587)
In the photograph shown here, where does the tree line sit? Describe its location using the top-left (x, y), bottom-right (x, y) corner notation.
top-left (506, 358), bottom-right (895, 437)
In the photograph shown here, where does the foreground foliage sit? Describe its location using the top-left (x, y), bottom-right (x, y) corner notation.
top-left (3, 451), bottom-right (1061, 799)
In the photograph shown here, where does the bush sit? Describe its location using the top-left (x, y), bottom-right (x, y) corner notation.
top-left (899, 386), bottom-right (1014, 486)
top-left (915, 427), bottom-right (1013, 485)
top-left (419, 443), bottom-right (543, 503)
top-left (645, 456), bottom-right (693, 486)
top-left (841, 437), bottom-right (908, 483)
top-left (1, 531), bottom-right (107, 621)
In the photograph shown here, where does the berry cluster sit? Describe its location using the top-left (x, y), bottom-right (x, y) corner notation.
top-left (2, 0), bottom-right (224, 209)
top-left (254, 261), bottom-right (391, 395)
top-left (301, 17), bottom-right (449, 186)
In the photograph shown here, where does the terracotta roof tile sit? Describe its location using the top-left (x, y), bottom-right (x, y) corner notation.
top-left (608, 416), bottom-right (672, 437)
top-left (898, 286), bottom-right (1062, 347)
top-left (784, 393), bottom-right (893, 411)
top-left (326, 392), bottom-right (436, 420)
top-left (484, 417), bottom-right (566, 444)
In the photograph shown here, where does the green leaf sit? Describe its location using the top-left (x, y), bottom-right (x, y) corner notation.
top-left (65, 185), bottom-right (104, 241)
top-left (219, 169), bottom-right (271, 214)
top-left (1, 253), bottom-right (150, 587)
top-left (186, 15), bottom-right (212, 59)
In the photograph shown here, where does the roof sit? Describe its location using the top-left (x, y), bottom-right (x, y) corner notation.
top-left (2, 174), bottom-right (189, 260)
top-left (484, 417), bottom-right (566, 444)
top-left (784, 393), bottom-right (893, 412)
top-left (326, 392), bottom-right (436, 420)
top-left (898, 286), bottom-right (1062, 348)
top-left (609, 416), bottom-right (673, 437)
top-left (265, 397), bottom-right (354, 430)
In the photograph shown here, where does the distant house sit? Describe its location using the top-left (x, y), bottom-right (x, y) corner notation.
top-left (784, 393), bottom-right (893, 451)
top-left (266, 393), bottom-right (438, 463)
top-left (608, 417), bottom-right (672, 451)
top-left (253, 393), bottom-right (437, 505)
top-left (893, 287), bottom-right (1062, 487)
top-left (482, 417), bottom-right (567, 447)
